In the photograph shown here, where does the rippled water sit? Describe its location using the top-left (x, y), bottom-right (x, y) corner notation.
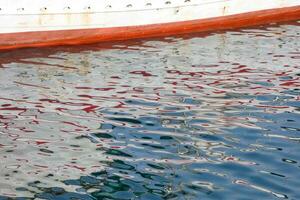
top-left (0, 21), bottom-right (300, 200)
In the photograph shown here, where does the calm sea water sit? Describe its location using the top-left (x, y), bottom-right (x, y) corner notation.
top-left (0, 21), bottom-right (300, 200)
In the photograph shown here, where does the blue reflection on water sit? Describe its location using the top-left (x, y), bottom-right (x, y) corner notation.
top-left (0, 21), bottom-right (300, 199)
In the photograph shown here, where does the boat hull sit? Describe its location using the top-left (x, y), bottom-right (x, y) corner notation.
top-left (0, 0), bottom-right (300, 50)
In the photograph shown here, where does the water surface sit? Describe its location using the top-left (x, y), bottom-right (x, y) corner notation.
top-left (0, 21), bottom-right (300, 199)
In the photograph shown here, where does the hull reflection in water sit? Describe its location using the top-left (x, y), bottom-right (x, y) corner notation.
top-left (0, 21), bottom-right (300, 199)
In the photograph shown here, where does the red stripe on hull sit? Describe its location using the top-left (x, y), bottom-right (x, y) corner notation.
top-left (0, 6), bottom-right (300, 50)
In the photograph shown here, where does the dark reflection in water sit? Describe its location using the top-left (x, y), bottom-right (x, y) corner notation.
top-left (0, 21), bottom-right (300, 200)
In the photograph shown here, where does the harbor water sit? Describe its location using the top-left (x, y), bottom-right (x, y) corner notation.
top-left (0, 21), bottom-right (300, 199)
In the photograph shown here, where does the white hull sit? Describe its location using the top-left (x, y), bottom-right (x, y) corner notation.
top-left (0, 0), bottom-right (299, 49)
